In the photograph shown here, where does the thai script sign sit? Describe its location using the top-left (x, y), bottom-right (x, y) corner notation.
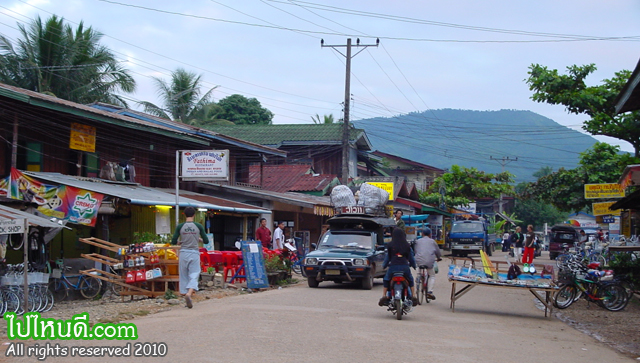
top-left (592, 201), bottom-right (621, 216)
top-left (366, 182), bottom-right (394, 200)
top-left (69, 123), bottom-right (96, 153)
top-left (584, 183), bottom-right (625, 199)
top-left (241, 241), bottom-right (269, 289)
top-left (180, 150), bottom-right (229, 180)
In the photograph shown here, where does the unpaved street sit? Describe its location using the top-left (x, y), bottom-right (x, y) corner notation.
top-left (3, 261), bottom-right (636, 363)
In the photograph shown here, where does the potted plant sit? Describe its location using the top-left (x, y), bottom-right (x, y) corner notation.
top-left (264, 254), bottom-right (287, 285)
top-left (200, 267), bottom-right (216, 283)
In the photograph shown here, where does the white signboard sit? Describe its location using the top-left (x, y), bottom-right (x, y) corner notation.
top-left (180, 150), bottom-right (229, 180)
top-left (0, 219), bottom-right (26, 235)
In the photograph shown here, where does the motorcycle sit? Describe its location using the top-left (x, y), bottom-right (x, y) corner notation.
top-left (384, 271), bottom-right (413, 320)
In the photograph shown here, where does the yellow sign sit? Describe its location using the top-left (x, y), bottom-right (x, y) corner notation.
top-left (592, 202), bottom-right (621, 216)
top-left (69, 123), bottom-right (96, 152)
top-left (584, 183), bottom-right (625, 199)
top-left (366, 182), bottom-right (394, 200)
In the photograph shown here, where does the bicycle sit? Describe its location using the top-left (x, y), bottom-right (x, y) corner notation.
top-left (553, 267), bottom-right (629, 312)
top-left (416, 261), bottom-right (440, 305)
top-left (283, 239), bottom-right (303, 275)
top-left (48, 262), bottom-right (103, 301)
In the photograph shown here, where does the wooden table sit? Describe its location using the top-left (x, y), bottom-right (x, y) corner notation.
top-left (449, 277), bottom-right (559, 317)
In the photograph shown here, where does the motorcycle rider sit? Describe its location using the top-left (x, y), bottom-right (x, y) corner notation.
top-left (379, 228), bottom-right (418, 306)
top-left (413, 227), bottom-right (442, 301)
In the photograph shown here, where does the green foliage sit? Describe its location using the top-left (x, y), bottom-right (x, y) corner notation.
top-left (513, 199), bottom-right (566, 230)
top-left (263, 254), bottom-right (286, 273)
top-left (311, 114), bottom-right (336, 124)
top-left (527, 63), bottom-right (640, 157)
top-left (217, 94), bottom-right (273, 125)
top-left (164, 289), bottom-right (178, 300)
top-left (139, 68), bottom-right (217, 123)
top-left (608, 253), bottom-right (640, 287)
top-left (0, 15), bottom-right (136, 106)
top-left (133, 231), bottom-right (160, 244)
top-left (419, 165), bottom-right (514, 208)
top-left (521, 142), bottom-right (639, 212)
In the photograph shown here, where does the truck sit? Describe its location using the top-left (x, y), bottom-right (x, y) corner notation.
top-left (448, 220), bottom-right (493, 257)
top-left (302, 206), bottom-right (395, 290)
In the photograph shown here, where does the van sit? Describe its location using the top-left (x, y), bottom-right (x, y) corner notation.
top-left (548, 225), bottom-right (579, 260)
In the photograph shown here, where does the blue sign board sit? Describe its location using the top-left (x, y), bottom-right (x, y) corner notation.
top-left (602, 217), bottom-right (615, 224)
top-left (240, 241), bottom-right (269, 289)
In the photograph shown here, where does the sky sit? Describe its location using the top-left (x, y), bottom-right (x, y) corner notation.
top-left (1, 0), bottom-right (639, 154)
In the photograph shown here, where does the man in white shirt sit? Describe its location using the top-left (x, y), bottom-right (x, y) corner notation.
top-left (272, 221), bottom-right (285, 250)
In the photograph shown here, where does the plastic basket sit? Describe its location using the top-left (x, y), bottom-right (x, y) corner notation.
top-left (51, 268), bottom-right (62, 279)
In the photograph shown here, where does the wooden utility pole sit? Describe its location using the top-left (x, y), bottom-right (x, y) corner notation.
top-left (490, 156), bottom-right (518, 213)
top-left (322, 38), bottom-right (379, 184)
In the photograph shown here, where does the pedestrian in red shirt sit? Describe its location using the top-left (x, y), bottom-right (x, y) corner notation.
top-left (255, 218), bottom-right (272, 249)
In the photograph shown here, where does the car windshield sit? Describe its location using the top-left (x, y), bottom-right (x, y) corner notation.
top-left (451, 223), bottom-right (484, 233)
top-left (318, 231), bottom-right (374, 249)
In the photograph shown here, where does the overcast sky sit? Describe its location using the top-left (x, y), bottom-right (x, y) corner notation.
top-left (2, 0), bottom-right (639, 153)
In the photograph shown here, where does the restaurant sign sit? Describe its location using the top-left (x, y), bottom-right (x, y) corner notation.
top-left (592, 201), bottom-right (621, 216)
top-left (180, 150), bottom-right (229, 181)
top-left (584, 183), bottom-right (625, 199)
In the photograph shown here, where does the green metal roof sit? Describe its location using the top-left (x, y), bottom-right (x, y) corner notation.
top-left (211, 124), bottom-right (370, 149)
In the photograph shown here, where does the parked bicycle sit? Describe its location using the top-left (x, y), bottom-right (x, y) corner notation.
top-left (0, 263), bottom-right (53, 315)
top-left (553, 265), bottom-right (629, 312)
top-left (48, 260), bottom-right (103, 302)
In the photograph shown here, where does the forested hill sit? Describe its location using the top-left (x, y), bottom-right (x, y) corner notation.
top-left (352, 109), bottom-right (598, 183)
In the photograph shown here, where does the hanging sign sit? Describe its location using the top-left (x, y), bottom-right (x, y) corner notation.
top-left (584, 183), bottom-right (625, 199)
top-left (592, 201), bottom-right (621, 216)
top-left (366, 182), bottom-right (394, 200)
top-left (69, 123), bottom-right (96, 152)
top-left (240, 240), bottom-right (269, 289)
top-left (180, 150), bottom-right (229, 181)
top-left (0, 219), bottom-right (25, 235)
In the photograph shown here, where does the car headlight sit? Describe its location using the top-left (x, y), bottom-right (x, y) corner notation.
top-left (353, 258), bottom-right (367, 266)
top-left (304, 258), bottom-right (318, 265)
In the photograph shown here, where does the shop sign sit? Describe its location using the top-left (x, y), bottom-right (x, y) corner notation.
top-left (241, 241), bottom-right (269, 289)
top-left (180, 150), bottom-right (229, 180)
top-left (366, 182), bottom-right (394, 200)
top-left (602, 217), bottom-right (615, 224)
top-left (0, 219), bottom-right (25, 235)
top-left (584, 183), bottom-right (625, 199)
top-left (69, 123), bottom-right (96, 152)
top-left (592, 202), bottom-right (621, 216)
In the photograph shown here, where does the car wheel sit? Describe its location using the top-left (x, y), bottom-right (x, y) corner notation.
top-left (361, 271), bottom-right (373, 290)
top-left (307, 277), bottom-right (319, 288)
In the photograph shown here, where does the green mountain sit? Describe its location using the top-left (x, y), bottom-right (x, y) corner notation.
top-left (352, 109), bottom-right (598, 183)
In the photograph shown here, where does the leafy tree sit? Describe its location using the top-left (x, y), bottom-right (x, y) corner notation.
top-left (419, 165), bottom-right (514, 209)
top-left (311, 114), bottom-right (336, 124)
top-left (513, 199), bottom-right (566, 230)
top-left (527, 64), bottom-right (640, 157)
top-left (532, 166), bottom-right (553, 179)
top-left (139, 68), bottom-right (217, 123)
top-left (0, 15), bottom-right (136, 106)
top-left (188, 103), bottom-right (234, 127)
top-left (216, 94), bottom-right (273, 125)
top-left (521, 142), bottom-right (638, 212)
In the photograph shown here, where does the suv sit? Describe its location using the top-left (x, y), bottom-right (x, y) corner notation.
top-left (548, 225), bottom-right (579, 260)
top-left (302, 209), bottom-right (394, 290)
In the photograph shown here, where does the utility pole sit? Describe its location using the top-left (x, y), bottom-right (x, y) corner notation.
top-left (490, 156), bottom-right (518, 213)
top-left (322, 38), bottom-right (379, 184)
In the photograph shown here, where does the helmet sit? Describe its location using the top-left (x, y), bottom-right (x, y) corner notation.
top-left (421, 227), bottom-right (432, 237)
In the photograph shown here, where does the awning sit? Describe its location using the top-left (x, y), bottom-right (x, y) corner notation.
top-left (0, 204), bottom-right (71, 229)
top-left (22, 172), bottom-right (270, 214)
top-left (395, 197), bottom-right (452, 217)
top-left (611, 188), bottom-right (640, 210)
top-left (495, 211), bottom-right (516, 226)
top-left (158, 189), bottom-right (270, 214)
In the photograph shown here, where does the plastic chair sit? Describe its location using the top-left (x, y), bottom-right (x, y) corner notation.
top-left (207, 251), bottom-right (224, 272)
top-left (222, 252), bottom-right (240, 283)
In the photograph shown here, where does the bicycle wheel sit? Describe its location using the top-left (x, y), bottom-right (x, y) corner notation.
top-left (110, 281), bottom-right (124, 297)
top-left (0, 290), bottom-right (6, 316)
top-left (8, 234), bottom-right (23, 250)
top-left (79, 276), bottom-right (102, 299)
top-left (4, 290), bottom-right (20, 314)
top-left (49, 279), bottom-right (68, 303)
top-left (597, 283), bottom-right (629, 312)
top-left (556, 254), bottom-right (572, 268)
top-left (554, 284), bottom-right (577, 309)
top-left (41, 289), bottom-right (55, 312)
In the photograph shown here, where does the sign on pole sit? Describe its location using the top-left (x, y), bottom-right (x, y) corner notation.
top-left (584, 183), bottom-right (625, 199)
top-left (180, 150), bottom-right (229, 181)
top-left (592, 202), bottom-right (621, 216)
top-left (0, 218), bottom-right (26, 235)
top-left (240, 241), bottom-right (269, 289)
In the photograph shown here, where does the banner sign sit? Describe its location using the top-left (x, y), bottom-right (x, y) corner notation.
top-left (0, 219), bottom-right (25, 235)
top-left (240, 241), bottom-right (269, 289)
top-left (592, 201), bottom-right (621, 216)
top-left (180, 150), bottom-right (229, 181)
top-left (366, 182), bottom-right (394, 200)
top-left (584, 183), bottom-right (625, 199)
top-left (69, 123), bottom-right (96, 153)
top-left (3, 168), bottom-right (103, 226)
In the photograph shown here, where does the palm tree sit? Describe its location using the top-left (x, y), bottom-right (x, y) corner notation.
top-left (0, 15), bottom-right (136, 106)
top-left (311, 113), bottom-right (335, 124)
top-left (139, 68), bottom-right (218, 123)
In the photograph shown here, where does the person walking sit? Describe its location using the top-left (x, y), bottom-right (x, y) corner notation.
top-left (413, 228), bottom-right (442, 301)
top-left (502, 230), bottom-right (511, 252)
top-left (272, 221), bottom-right (285, 250)
top-left (255, 218), bottom-right (272, 249)
top-left (512, 226), bottom-right (524, 263)
top-left (171, 206), bottom-right (208, 309)
top-left (522, 225), bottom-right (536, 272)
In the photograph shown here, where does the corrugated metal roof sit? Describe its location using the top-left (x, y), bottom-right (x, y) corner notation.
top-left (247, 164), bottom-right (336, 193)
top-left (199, 182), bottom-right (332, 209)
top-left (156, 189), bottom-right (270, 214)
top-left (0, 204), bottom-right (69, 228)
top-left (21, 171), bottom-right (270, 214)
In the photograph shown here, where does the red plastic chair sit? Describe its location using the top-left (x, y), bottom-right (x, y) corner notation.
top-left (207, 251), bottom-right (224, 272)
top-left (222, 252), bottom-right (240, 283)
